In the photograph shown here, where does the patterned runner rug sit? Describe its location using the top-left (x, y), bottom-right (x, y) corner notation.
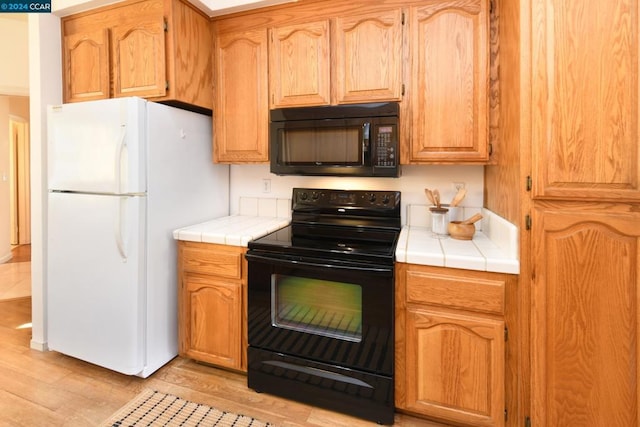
top-left (101, 389), bottom-right (273, 426)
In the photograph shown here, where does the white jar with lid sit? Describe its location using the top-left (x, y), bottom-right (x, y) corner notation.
top-left (429, 207), bottom-right (449, 238)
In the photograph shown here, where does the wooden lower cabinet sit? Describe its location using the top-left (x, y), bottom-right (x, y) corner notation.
top-left (531, 203), bottom-right (640, 426)
top-left (396, 263), bottom-right (516, 427)
top-left (178, 241), bottom-right (247, 372)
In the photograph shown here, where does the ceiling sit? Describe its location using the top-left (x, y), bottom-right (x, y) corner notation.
top-left (52, 0), bottom-right (297, 17)
top-left (191, 0), bottom-right (297, 16)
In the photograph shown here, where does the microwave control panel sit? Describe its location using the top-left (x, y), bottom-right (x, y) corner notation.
top-left (374, 125), bottom-right (397, 167)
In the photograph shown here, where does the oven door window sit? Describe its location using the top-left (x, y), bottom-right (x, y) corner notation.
top-left (271, 274), bottom-right (362, 342)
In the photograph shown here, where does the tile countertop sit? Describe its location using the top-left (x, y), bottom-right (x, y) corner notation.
top-left (172, 197), bottom-right (291, 247)
top-left (396, 205), bottom-right (520, 275)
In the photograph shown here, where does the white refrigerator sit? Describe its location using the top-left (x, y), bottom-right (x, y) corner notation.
top-left (46, 97), bottom-right (229, 377)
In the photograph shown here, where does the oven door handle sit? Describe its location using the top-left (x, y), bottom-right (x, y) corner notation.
top-left (245, 253), bottom-right (394, 275)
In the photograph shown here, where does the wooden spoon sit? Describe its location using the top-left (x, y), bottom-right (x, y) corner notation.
top-left (424, 188), bottom-right (436, 206)
top-left (433, 189), bottom-right (441, 208)
top-left (462, 212), bottom-right (483, 225)
top-left (450, 188), bottom-right (467, 207)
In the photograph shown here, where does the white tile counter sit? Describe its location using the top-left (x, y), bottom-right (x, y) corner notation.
top-left (396, 205), bottom-right (520, 274)
top-left (172, 197), bottom-right (291, 247)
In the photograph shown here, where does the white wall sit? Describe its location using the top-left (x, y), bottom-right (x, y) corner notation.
top-left (29, 14), bottom-right (63, 351)
top-left (0, 16), bottom-right (29, 96)
top-left (229, 164), bottom-right (484, 224)
top-left (0, 16), bottom-right (29, 262)
top-left (0, 98), bottom-right (9, 262)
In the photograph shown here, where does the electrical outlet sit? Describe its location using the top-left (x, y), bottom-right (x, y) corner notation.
top-left (453, 182), bottom-right (466, 191)
top-left (262, 178), bottom-right (271, 193)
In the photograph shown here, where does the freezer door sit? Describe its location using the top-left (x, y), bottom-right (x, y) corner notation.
top-left (47, 191), bottom-right (146, 375)
top-left (47, 97), bottom-right (146, 194)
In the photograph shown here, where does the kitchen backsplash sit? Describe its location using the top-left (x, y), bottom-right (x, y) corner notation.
top-left (229, 164), bottom-right (484, 226)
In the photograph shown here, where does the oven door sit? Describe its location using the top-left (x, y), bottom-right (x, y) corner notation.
top-left (246, 252), bottom-right (394, 376)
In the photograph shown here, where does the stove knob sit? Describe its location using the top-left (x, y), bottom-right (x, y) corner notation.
top-left (299, 192), bottom-right (308, 200)
top-left (311, 192), bottom-right (320, 200)
top-left (369, 193), bottom-right (377, 203)
top-left (382, 195), bottom-right (391, 204)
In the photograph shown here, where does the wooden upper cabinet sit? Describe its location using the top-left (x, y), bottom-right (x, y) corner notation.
top-left (531, 0), bottom-right (640, 202)
top-left (404, 0), bottom-right (489, 164)
top-left (112, 20), bottom-right (166, 98)
top-left (63, 29), bottom-right (110, 103)
top-left (268, 8), bottom-right (403, 108)
top-left (531, 203), bottom-right (640, 426)
top-left (269, 20), bottom-right (331, 107)
top-left (214, 28), bottom-right (269, 163)
top-left (333, 9), bottom-right (404, 104)
top-left (62, 0), bottom-right (212, 112)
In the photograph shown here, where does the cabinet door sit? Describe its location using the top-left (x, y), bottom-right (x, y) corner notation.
top-left (214, 29), bottom-right (269, 163)
top-left (269, 20), bottom-right (330, 107)
top-left (406, 0), bottom-right (488, 163)
top-left (404, 306), bottom-right (504, 426)
top-left (531, 0), bottom-right (640, 202)
top-left (180, 274), bottom-right (243, 370)
top-left (531, 204), bottom-right (640, 426)
top-left (111, 20), bottom-right (167, 98)
top-left (333, 8), bottom-right (403, 103)
top-left (63, 29), bottom-right (110, 102)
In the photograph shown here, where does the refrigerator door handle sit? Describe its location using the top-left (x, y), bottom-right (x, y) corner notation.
top-left (115, 196), bottom-right (128, 262)
top-left (115, 125), bottom-right (127, 194)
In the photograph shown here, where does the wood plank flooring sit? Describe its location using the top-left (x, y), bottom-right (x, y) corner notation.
top-left (0, 298), bottom-right (449, 426)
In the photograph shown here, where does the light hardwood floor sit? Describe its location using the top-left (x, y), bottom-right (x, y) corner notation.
top-left (0, 245), bottom-right (31, 301)
top-left (0, 298), bottom-right (448, 426)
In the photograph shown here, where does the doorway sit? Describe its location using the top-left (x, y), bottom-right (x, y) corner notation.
top-left (9, 116), bottom-right (30, 246)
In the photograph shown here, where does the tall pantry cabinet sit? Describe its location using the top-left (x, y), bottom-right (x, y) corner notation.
top-left (488, 0), bottom-right (640, 425)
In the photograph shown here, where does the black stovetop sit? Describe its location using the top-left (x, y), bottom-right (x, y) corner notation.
top-left (248, 188), bottom-right (401, 264)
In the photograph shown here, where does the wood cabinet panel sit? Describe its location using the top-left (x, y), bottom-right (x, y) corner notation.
top-left (333, 8), bottom-right (404, 103)
top-left (405, 269), bottom-right (505, 315)
top-left (180, 244), bottom-right (242, 279)
top-left (112, 20), bottom-right (166, 98)
top-left (405, 307), bottom-right (504, 427)
top-left (531, 0), bottom-right (640, 202)
top-left (405, 0), bottom-right (489, 163)
top-left (181, 274), bottom-right (242, 368)
top-left (63, 29), bottom-right (110, 102)
top-left (269, 20), bottom-right (331, 107)
top-left (531, 203), bottom-right (640, 426)
top-left (214, 28), bottom-right (269, 163)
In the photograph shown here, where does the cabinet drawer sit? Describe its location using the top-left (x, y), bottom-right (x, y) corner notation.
top-left (405, 269), bottom-right (505, 315)
top-left (180, 242), bottom-right (243, 279)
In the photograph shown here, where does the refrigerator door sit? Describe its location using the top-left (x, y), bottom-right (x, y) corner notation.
top-left (47, 97), bottom-right (146, 194)
top-left (47, 191), bottom-right (146, 375)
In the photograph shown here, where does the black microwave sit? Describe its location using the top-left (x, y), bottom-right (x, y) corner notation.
top-left (269, 102), bottom-right (399, 177)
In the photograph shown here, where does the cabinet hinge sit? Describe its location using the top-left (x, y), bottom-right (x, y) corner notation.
top-left (163, 18), bottom-right (168, 32)
top-left (504, 409), bottom-right (508, 421)
top-left (402, 12), bottom-right (405, 25)
top-left (526, 175), bottom-right (532, 191)
top-left (401, 84), bottom-right (405, 96)
top-left (525, 214), bottom-right (532, 231)
top-left (165, 81), bottom-right (169, 90)
top-left (488, 143), bottom-right (493, 156)
top-left (525, 416), bottom-right (532, 427)
top-left (504, 327), bottom-right (508, 341)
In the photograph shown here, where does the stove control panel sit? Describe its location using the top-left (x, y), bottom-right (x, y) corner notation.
top-left (293, 188), bottom-right (400, 211)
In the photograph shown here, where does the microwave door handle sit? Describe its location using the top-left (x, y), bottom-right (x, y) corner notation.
top-left (362, 122), bottom-right (371, 164)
